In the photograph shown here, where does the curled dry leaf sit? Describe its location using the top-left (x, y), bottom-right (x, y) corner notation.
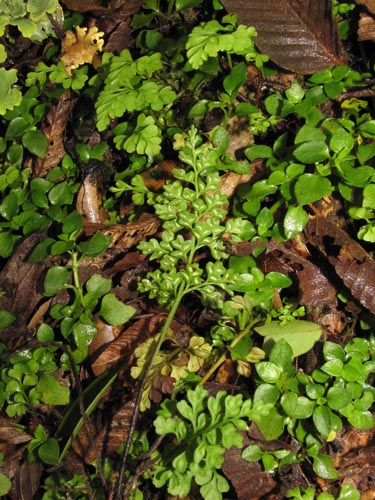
top-left (356, 0), bottom-right (375, 14)
top-left (34, 90), bottom-right (70, 177)
top-left (358, 12), bottom-right (375, 41)
top-left (221, 0), bottom-right (345, 74)
top-left (61, 26), bottom-right (104, 75)
top-left (76, 173), bottom-right (105, 223)
top-left (305, 216), bottom-right (375, 315)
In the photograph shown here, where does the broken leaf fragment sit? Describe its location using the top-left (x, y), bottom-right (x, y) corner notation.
top-left (61, 26), bottom-right (104, 75)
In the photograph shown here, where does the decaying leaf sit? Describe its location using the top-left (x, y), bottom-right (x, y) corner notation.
top-left (220, 0), bottom-right (345, 74)
top-left (260, 238), bottom-right (345, 334)
top-left (34, 90), bottom-right (71, 177)
top-left (0, 231), bottom-right (49, 341)
top-left (222, 445), bottom-right (276, 500)
top-left (358, 12), bottom-right (375, 41)
top-left (61, 26), bottom-right (104, 74)
top-left (356, 0), bottom-right (375, 14)
top-left (305, 216), bottom-right (375, 315)
top-left (90, 315), bottom-right (162, 375)
top-left (76, 173), bottom-right (105, 223)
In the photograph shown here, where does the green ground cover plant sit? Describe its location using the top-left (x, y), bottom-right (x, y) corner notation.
top-left (0, 0), bottom-right (375, 499)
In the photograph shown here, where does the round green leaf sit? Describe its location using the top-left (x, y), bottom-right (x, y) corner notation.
top-left (312, 454), bottom-right (338, 480)
top-left (0, 473), bottom-right (12, 496)
top-left (99, 293), bottom-right (136, 326)
top-left (330, 127), bottom-right (354, 153)
top-left (44, 266), bottom-right (69, 296)
top-left (22, 130), bottom-right (48, 157)
top-left (38, 437), bottom-right (60, 465)
top-left (77, 231), bottom-right (111, 257)
top-left (313, 406), bottom-right (342, 438)
top-left (294, 173), bottom-right (332, 205)
top-left (0, 232), bottom-right (18, 258)
top-left (281, 392), bottom-right (315, 419)
top-left (293, 141), bottom-right (330, 164)
top-left (283, 205), bottom-right (309, 239)
top-left (36, 323), bottom-right (54, 342)
top-left (36, 373), bottom-right (70, 405)
top-left (0, 310), bottom-right (16, 330)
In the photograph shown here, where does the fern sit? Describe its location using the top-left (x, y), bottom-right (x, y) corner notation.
top-left (94, 49), bottom-right (176, 132)
top-left (186, 16), bottom-right (260, 70)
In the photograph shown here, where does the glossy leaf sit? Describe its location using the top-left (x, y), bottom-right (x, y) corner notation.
top-left (255, 320), bottom-right (322, 357)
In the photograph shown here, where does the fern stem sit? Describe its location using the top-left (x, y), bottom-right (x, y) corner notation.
top-left (114, 282), bottom-right (188, 499)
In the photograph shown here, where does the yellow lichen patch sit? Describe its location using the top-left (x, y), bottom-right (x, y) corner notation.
top-left (61, 26), bottom-right (104, 75)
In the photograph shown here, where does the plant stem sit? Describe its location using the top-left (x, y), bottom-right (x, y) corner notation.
top-left (114, 282), bottom-right (188, 499)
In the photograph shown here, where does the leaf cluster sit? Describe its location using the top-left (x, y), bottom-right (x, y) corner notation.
top-left (152, 385), bottom-right (270, 499)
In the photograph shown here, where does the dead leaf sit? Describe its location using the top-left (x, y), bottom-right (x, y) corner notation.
top-left (260, 238), bottom-right (345, 334)
top-left (0, 231), bottom-right (49, 341)
top-left (83, 213), bottom-right (160, 250)
top-left (61, 26), bottom-right (104, 75)
top-left (220, 0), bottom-right (346, 74)
top-left (358, 12), bottom-right (375, 41)
top-left (60, 0), bottom-right (143, 14)
top-left (222, 445), bottom-right (276, 499)
top-left (90, 315), bottom-right (163, 375)
top-left (76, 173), bottom-right (104, 223)
top-left (356, 0), bottom-right (375, 14)
top-left (305, 216), bottom-right (375, 315)
top-left (34, 90), bottom-right (71, 177)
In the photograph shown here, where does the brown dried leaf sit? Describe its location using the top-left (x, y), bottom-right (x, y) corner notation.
top-left (60, 0), bottom-right (143, 14)
top-left (356, 0), bottom-right (375, 14)
top-left (84, 213), bottom-right (160, 250)
top-left (34, 90), bottom-right (70, 177)
top-left (220, 0), bottom-right (345, 74)
top-left (90, 315), bottom-right (163, 375)
top-left (305, 216), bottom-right (375, 315)
top-left (260, 239), bottom-right (345, 334)
top-left (76, 173), bottom-right (104, 223)
top-left (222, 445), bottom-right (276, 499)
top-left (0, 231), bottom-right (48, 341)
top-left (61, 26), bottom-right (104, 75)
top-left (358, 12), bottom-right (375, 41)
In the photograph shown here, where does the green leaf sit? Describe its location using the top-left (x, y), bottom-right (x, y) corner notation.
top-left (36, 323), bottom-right (54, 342)
top-left (312, 454), bottom-right (338, 480)
top-left (99, 293), bottom-right (136, 326)
top-left (22, 130), bottom-right (48, 157)
top-left (43, 266), bottom-right (69, 296)
top-left (76, 231), bottom-right (110, 257)
top-left (312, 406), bottom-right (342, 439)
top-left (38, 437), bottom-right (60, 465)
top-left (0, 232), bottom-right (18, 258)
top-left (283, 205), bottom-right (309, 239)
top-left (294, 174), bottom-right (332, 205)
top-left (0, 472), bottom-right (11, 496)
top-left (255, 320), bottom-right (322, 357)
top-left (0, 310), bottom-right (16, 330)
top-left (281, 393), bottom-right (315, 419)
top-left (36, 374), bottom-right (69, 405)
top-left (223, 61), bottom-right (247, 97)
top-left (293, 141), bottom-right (330, 164)
top-left (0, 68), bottom-right (22, 115)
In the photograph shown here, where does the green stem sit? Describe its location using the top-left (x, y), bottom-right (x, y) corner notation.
top-left (115, 282), bottom-right (188, 499)
top-left (70, 251), bottom-right (84, 304)
top-left (199, 317), bottom-right (261, 385)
